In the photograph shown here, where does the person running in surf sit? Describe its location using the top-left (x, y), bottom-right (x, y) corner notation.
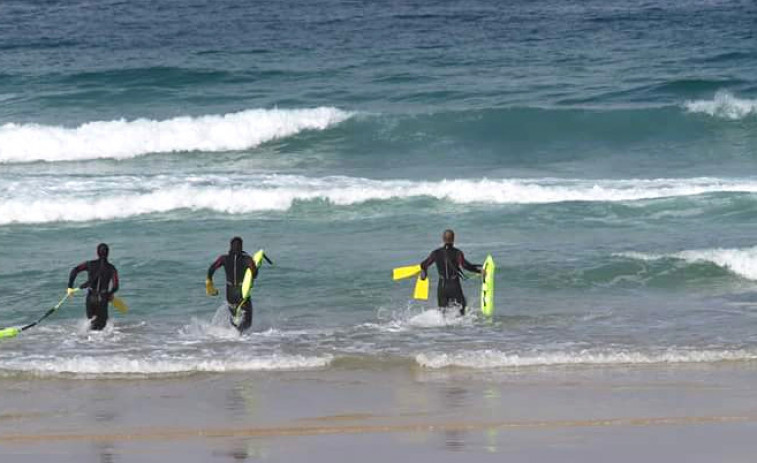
top-left (420, 229), bottom-right (482, 315)
top-left (206, 236), bottom-right (258, 333)
top-left (67, 243), bottom-right (120, 331)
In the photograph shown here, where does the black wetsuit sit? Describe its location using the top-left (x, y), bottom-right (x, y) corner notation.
top-left (420, 244), bottom-right (481, 314)
top-left (208, 251), bottom-right (258, 332)
top-left (68, 258), bottom-right (119, 331)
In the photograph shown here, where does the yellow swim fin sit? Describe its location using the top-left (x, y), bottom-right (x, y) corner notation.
top-left (112, 296), bottom-right (129, 314)
top-left (413, 275), bottom-right (429, 300)
top-left (393, 264), bottom-right (421, 281)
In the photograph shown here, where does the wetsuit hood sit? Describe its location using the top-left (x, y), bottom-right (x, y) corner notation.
top-left (442, 229), bottom-right (455, 247)
top-left (96, 243), bottom-right (109, 260)
top-left (230, 236), bottom-right (243, 254)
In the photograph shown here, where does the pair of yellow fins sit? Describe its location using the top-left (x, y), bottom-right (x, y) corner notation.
top-left (392, 265), bottom-right (429, 300)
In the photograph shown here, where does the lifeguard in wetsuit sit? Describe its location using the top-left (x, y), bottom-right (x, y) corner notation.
top-left (206, 236), bottom-right (258, 333)
top-left (67, 243), bottom-right (119, 331)
top-left (420, 229), bottom-right (482, 315)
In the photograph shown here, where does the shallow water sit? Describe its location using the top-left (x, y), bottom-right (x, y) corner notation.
top-left (2, 0), bottom-right (757, 377)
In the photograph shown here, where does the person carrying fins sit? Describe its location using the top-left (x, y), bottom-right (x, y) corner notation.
top-left (67, 243), bottom-right (120, 331)
top-left (420, 229), bottom-right (482, 315)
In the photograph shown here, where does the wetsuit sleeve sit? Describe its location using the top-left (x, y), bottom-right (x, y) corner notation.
top-left (420, 250), bottom-right (436, 271)
top-left (459, 252), bottom-right (482, 274)
top-left (108, 267), bottom-right (119, 296)
top-left (68, 262), bottom-right (87, 288)
top-left (207, 255), bottom-right (224, 280)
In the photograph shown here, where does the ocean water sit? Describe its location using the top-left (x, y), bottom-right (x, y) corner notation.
top-left (1, 0), bottom-right (757, 377)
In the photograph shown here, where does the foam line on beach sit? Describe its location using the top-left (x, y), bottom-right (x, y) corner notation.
top-left (0, 107), bottom-right (352, 163)
top-left (416, 348), bottom-right (757, 369)
top-left (0, 354), bottom-right (333, 376)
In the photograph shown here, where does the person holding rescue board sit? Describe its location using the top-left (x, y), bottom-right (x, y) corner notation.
top-left (393, 229), bottom-right (495, 317)
top-left (206, 236), bottom-right (272, 333)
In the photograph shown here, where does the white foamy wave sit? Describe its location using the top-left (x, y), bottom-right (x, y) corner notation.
top-left (0, 107), bottom-right (352, 163)
top-left (684, 91), bottom-right (757, 120)
top-left (369, 308), bottom-right (475, 333)
top-left (405, 309), bottom-right (473, 327)
top-left (0, 354), bottom-right (333, 377)
top-left (179, 316), bottom-right (243, 341)
top-left (617, 246), bottom-right (757, 280)
top-left (4, 175), bottom-right (757, 225)
top-left (416, 348), bottom-right (757, 369)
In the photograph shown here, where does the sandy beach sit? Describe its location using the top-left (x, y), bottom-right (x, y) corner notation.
top-left (3, 362), bottom-right (757, 462)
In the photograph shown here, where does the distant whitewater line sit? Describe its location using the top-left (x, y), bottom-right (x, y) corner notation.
top-left (4, 175), bottom-right (757, 225)
top-left (0, 354), bottom-right (333, 377)
top-left (617, 246), bottom-right (757, 281)
top-left (684, 90), bottom-right (757, 120)
top-left (0, 107), bottom-right (352, 163)
top-left (416, 348), bottom-right (757, 369)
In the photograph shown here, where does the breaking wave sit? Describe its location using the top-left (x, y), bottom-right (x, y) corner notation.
top-left (3, 175), bottom-right (757, 225)
top-left (617, 246), bottom-right (757, 281)
top-left (684, 91), bottom-right (757, 120)
top-left (0, 107), bottom-right (352, 163)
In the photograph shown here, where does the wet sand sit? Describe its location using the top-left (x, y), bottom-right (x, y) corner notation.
top-left (2, 363), bottom-right (757, 461)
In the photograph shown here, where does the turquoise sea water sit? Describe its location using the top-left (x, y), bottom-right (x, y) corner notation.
top-left (2, 0), bottom-right (757, 375)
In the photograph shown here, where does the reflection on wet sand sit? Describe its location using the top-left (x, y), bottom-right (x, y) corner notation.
top-left (213, 439), bottom-right (269, 462)
top-left (95, 441), bottom-right (116, 463)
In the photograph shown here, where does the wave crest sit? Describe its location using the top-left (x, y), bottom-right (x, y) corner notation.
top-left (684, 91), bottom-right (757, 120)
top-left (617, 246), bottom-right (757, 281)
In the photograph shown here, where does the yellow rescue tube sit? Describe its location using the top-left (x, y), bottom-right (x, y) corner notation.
top-left (0, 327), bottom-right (20, 340)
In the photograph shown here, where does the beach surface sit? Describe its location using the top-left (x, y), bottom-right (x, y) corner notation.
top-left (3, 362), bottom-right (757, 462)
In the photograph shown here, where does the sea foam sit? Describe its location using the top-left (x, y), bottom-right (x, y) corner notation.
top-left (0, 354), bottom-right (333, 377)
top-left (416, 348), bottom-right (757, 369)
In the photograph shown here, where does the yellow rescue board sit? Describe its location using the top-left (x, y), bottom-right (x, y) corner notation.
top-left (481, 255), bottom-right (496, 317)
top-left (242, 249), bottom-right (266, 299)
